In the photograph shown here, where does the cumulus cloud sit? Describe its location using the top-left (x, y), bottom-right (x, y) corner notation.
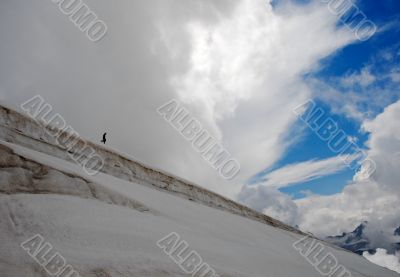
top-left (238, 185), bottom-right (299, 226)
top-left (363, 249), bottom-right (400, 274)
top-left (297, 100), bottom-right (400, 242)
top-left (237, 99), bottom-right (400, 259)
top-left (296, 181), bottom-right (399, 238)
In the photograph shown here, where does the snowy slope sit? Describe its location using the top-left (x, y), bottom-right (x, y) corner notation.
top-left (0, 105), bottom-right (298, 234)
top-left (1, 106), bottom-right (399, 277)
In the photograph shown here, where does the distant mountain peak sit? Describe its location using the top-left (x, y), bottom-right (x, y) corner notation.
top-left (325, 222), bottom-right (400, 256)
top-left (394, 226), bottom-right (400, 236)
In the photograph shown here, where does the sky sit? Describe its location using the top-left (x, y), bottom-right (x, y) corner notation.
top-left (0, 0), bottom-right (400, 270)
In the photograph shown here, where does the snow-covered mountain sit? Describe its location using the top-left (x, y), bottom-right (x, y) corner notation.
top-left (325, 222), bottom-right (373, 255)
top-left (1, 104), bottom-right (399, 277)
top-left (325, 222), bottom-right (400, 256)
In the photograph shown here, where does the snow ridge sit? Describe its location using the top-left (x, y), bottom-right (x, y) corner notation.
top-left (0, 105), bottom-right (299, 234)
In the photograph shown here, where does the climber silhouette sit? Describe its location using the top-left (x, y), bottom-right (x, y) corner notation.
top-left (101, 132), bottom-right (107, 144)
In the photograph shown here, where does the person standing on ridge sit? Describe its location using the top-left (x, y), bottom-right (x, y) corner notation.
top-left (101, 132), bottom-right (107, 144)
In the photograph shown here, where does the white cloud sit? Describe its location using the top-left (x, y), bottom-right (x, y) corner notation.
top-left (0, 0), bottom-right (356, 199)
top-left (167, 0), bottom-right (355, 185)
top-left (238, 185), bottom-right (299, 226)
top-left (296, 100), bottom-right (400, 241)
top-left (254, 155), bottom-right (351, 189)
top-left (236, 100), bottom-right (400, 248)
top-left (341, 67), bottom-right (376, 88)
top-left (295, 181), bottom-right (399, 238)
top-left (312, 53), bottom-right (400, 122)
top-left (364, 249), bottom-right (400, 274)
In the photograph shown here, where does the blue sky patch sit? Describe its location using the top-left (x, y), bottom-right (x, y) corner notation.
top-left (252, 0), bottom-right (400, 199)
